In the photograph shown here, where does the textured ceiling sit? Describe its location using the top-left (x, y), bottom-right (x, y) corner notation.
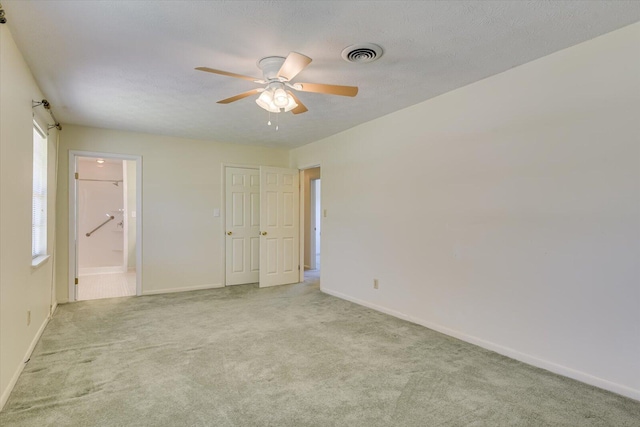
top-left (4, 1), bottom-right (640, 148)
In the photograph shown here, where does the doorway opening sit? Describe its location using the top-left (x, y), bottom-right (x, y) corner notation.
top-left (310, 178), bottom-right (321, 270)
top-left (302, 166), bottom-right (321, 285)
top-left (69, 151), bottom-right (142, 301)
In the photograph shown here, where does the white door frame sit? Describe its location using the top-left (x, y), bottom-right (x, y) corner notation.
top-left (68, 150), bottom-right (143, 301)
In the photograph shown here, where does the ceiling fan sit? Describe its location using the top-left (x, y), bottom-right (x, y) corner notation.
top-left (196, 52), bottom-right (358, 115)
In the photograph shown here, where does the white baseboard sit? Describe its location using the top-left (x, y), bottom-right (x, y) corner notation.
top-left (259, 281), bottom-right (298, 288)
top-left (79, 266), bottom-right (126, 276)
top-left (142, 283), bottom-right (223, 296)
top-left (0, 314), bottom-right (51, 411)
top-left (50, 301), bottom-right (58, 316)
top-left (321, 287), bottom-right (640, 402)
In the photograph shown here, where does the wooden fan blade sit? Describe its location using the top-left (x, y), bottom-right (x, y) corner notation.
top-left (217, 89), bottom-right (262, 104)
top-left (277, 52), bottom-right (312, 81)
top-left (296, 82), bottom-right (358, 97)
top-left (288, 92), bottom-right (308, 114)
top-left (195, 67), bottom-right (262, 82)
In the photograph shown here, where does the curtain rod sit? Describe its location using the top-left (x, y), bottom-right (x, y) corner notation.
top-left (32, 99), bottom-right (62, 131)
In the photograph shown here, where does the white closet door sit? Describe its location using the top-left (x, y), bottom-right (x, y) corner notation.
top-left (225, 167), bottom-right (260, 285)
top-left (259, 166), bottom-right (300, 287)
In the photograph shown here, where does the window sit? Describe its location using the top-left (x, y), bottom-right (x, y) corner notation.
top-left (32, 122), bottom-right (48, 260)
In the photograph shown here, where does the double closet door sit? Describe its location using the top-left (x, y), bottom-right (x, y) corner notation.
top-left (225, 166), bottom-right (299, 287)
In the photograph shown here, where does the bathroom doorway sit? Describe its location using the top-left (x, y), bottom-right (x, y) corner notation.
top-left (69, 151), bottom-right (142, 301)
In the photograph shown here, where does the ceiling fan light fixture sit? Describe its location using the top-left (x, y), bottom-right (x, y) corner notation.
top-left (283, 91), bottom-right (298, 112)
top-left (257, 90), bottom-right (272, 104)
top-left (273, 88), bottom-right (289, 108)
top-left (256, 87), bottom-right (298, 113)
top-left (199, 51), bottom-right (357, 117)
top-left (256, 90), bottom-right (279, 113)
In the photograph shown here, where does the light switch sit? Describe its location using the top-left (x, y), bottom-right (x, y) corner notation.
top-left (213, 208), bottom-right (220, 217)
top-left (323, 209), bottom-right (327, 218)
top-left (131, 211), bottom-right (136, 218)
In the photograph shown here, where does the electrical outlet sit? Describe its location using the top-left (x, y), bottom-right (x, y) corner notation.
top-left (27, 310), bottom-right (31, 326)
top-left (373, 279), bottom-right (379, 289)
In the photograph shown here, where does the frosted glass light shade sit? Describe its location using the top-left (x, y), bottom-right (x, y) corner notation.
top-left (273, 88), bottom-right (289, 107)
top-left (282, 91), bottom-right (298, 112)
top-left (256, 90), bottom-right (280, 113)
top-left (256, 89), bottom-right (298, 113)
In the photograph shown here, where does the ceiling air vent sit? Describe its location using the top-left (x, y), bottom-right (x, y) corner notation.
top-left (341, 43), bottom-right (383, 63)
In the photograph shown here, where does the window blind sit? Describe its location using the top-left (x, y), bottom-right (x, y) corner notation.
top-left (32, 125), bottom-right (48, 258)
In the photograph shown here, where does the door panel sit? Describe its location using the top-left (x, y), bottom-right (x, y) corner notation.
top-left (250, 193), bottom-right (260, 226)
top-left (232, 192), bottom-right (244, 226)
top-left (250, 237), bottom-right (260, 271)
top-left (232, 238), bottom-right (244, 272)
top-left (225, 167), bottom-right (260, 285)
top-left (259, 166), bottom-right (300, 287)
top-left (283, 238), bottom-right (294, 272)
top-left (266, 191), bottom-right (278, 226)
top-left (266, 238), bottom-right (278, 274)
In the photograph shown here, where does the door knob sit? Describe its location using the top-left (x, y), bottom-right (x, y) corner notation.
top-left (261, 231), bottom-right (267, 236)
top-left (227, 231), bottom-right (232, 235)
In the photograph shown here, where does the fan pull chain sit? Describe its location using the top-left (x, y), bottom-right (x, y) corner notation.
top-left (265, 111), bottom-right (279, 131)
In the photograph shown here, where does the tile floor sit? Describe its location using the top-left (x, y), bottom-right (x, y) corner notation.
top-left (77, 271), bottom-right (136, 301)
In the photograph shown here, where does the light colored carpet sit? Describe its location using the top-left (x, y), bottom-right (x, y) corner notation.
top-left (2, 274), bottom-right (639, 426)
top-left (77, 271), bottom-right (136, 301)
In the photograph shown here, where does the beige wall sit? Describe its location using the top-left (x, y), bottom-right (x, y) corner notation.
top-left (290, 23), bottom-right (640, 399)
top-left (303, 167), bottom-right (320, 267)
top-left (0, 25), bottom-right (59, 408)
top-left (55, 125), bottom-right (289, 301)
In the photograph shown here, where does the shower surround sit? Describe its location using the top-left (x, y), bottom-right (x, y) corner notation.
top-left (77, 158), bottom-right (125, 275)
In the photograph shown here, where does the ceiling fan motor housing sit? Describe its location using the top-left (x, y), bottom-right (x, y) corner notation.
top-left (257, 56), bottom-right (287, 81)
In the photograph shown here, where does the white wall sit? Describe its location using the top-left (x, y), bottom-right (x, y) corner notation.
top-left (290, 23), bottom-right (640, 399)
top-left (77, 159), bottom-right (124, 272)
top-left (0, 25), bottom-right (59, 408)
top-left (56, 125), bottom-right (289, 301)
